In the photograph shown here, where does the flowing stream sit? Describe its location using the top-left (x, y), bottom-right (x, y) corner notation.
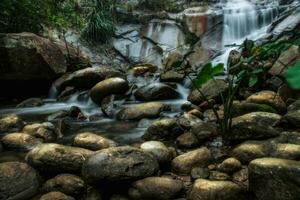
top-left (0, 0), bottom-right (282, 144)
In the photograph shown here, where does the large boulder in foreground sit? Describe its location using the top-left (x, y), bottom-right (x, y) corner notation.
top-left (249, 158), bottom-right (300, 200)
top-left (134, 83), bottom-right (180, 101)
top-left (226, 112), bottom-right (281, 141)
top-left (0, 162), bottom-right (40, 200)
top-left (26, 143), bottom-right (93, 174)
top-left (90, 77), bottom-right (129, 105)
top-left (128, 177), bottom-right (183, 200)
top-left (116, 102), bottom-right (169, 120)
top-left (1, 132), bottom-right (42, 151)
top-left (82, 146), bottom-right (159, 183)
top-left (188, 179), bottom-right (243, 200)
top-left (0, 33), bottom-right (68, 97)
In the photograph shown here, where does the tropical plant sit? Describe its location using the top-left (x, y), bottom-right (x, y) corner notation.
top-left (82, 0), bottom-right (116, 43)
top-left (285, 61), bottom-right (300, 89)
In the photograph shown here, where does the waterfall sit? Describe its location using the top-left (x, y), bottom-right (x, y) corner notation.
top-left (222, 0), bottom-right (279, 46)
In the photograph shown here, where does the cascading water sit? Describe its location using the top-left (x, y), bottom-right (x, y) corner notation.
top-left (213, 0), bottom-right (279, 65)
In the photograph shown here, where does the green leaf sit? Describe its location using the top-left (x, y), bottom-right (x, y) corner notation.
top-left (285, 61), bottom-right (300, 89)
top-left (252, 68), bottom-right (263, 74)
top-left (234, 69), bottom-right (247, 84)
top-left (249, 74), bottom-right (258, 87)
top-left (194, 63), bottom-right (213, 88)
top-left (194, 63), bottom-right (224, 88)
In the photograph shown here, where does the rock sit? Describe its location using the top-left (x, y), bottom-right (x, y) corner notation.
top-left (228, 50), bottom-right (240, 68)
top-left (82, 146), bottom-right (159, 183)
top-left (160, 71), bottom-right (185, 82)
top-left (186, 45), bottom-right (213, 69)
top-left (129, 64), bottom-right (157, 76)
top-left (1, 133), bottom-right (42, 151)
top-left (128, 177), bottom-right (183, 200)
top-left (0, 162), bottom-right (39, 200)
top-left (101, 95), bottom-right (115, 118)
top-left (134, 83), bottom-right (180, 101)
top-left (191, 122), bottom-right (218, 142)
top-left (0, 142), bottom-right (3, 152)
top-left (54, 67), bottom-right (123, 92)
top-left (176, 132), bottom-right (199, 148)
top-left (232, 168), bottom-right (249, 190)
top-left (188, 79), bottom-right (228, 105)
top-left (217, 157), bottom-right (242, 174)
top-left (178, 112), bottom-right (203, 129)
top-left (26, 143), bottom-right (93, 174)
top-left (57, 86), bottom-right (76, 101)
top-left (163, 50), bottom-right (184, 70)
top-left (227, 112), bottom-right (281, 141)
top-left (16, 98), bottom-right (43, 108)
top-left (287, 99), bottom-right (300, 112)
top-left (22, 122), bottom-right (57, 142)
top-left (232, 101), bottom-right (277, 117)
top-left (281, 110), bottom-right (300, 128)
top-left (0, 33), bottom-right (68, 96)
top-left (84, 187), bottom-right (103, 200)
top-left (271, 143), bottom-right (300, 160)
top-left (39, 191), bottom-right (75, 200)
top-left (143, 118), bottom-right (183, 141)
top-left (188, 179), bottom-right (243, 200)
top-left (171, 147), bottom-right (212, 174)
top-left (140, 141), bottom-right (173, 164)
top-left (209, 171), bottom-right (231, 181)
top-left (42, 174), bottom-right (85, 197)
top-left (73, 132), bottom-right (117, 151)
top-left (90, 78), bottom-right (129, 105)
top-left (231, 141), bottom-right (269, 163)
top-left (0, 114), bottom-right (24, 134)
top-left (269, 45), bottom-right (300, 77)
top-left (246, 91), bottom-right (286, 114)
top-left (249, 158), bottom-right (300, 200)
top-left (190, 167), bottom-right (209, 180)
top-left (117, 102), bottom-right (169, 120)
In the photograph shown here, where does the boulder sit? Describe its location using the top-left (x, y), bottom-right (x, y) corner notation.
top-left (1, 133), bottom-right (42, 151)
top-left (271, 143), bottom-right (300, 160)
top-left (90, 78), bottom-right (129, 105)
top-left (42, 174), bottom-right (85, 197)
top-left (129, 64), bottom-right (157, 76)
top-left (140, 141), bottom-right (173, 164)
top-left (54, 67), bottom-right (123, 92)
top-left (246, 91), bottom-right (286, 114)
top-left (190, 167), bottom-right (210, 180)
top-left (287, 100), bottom-right (300, 112)
top-left (188, 179), bottom-right (243, 200)
top-left (101, 95), bottom-right (115, 118)
top-left (269, 45), bottom-right (300, 77)
top-left (191, 122), bottom-right (218, 142)
top-left (26, 143), bottom-right (93, 174)
top-left (217, 157), bottom-right (242, 174)
top-left (134, 83), bottom-right (180, 101)
top-left (0, 162), bottom-right (39, 200)
top-left (22, 122), bottom-right (57, 142)
top-left (143, 118), bottom-right (183, 141)
top-left (0, 33), bottom-right (67, 97)
top-left (231, 141), bottom-right (269, 163)
top-left (227, 112), bottom-right (281, 141)
top-left (163, 50), bottom-right (184, 70)
top-left (176, 132), bottom-right (199, 148)
top-left (39, 191), bottom-right (75, 200)
top-left (249, 158), bottom-right (300, 200)
top-left (0, 114), bottom-right (24, 134)
top-left (160, 71), bottom-right (185, 82)
top-left (231, 101), bottom-right (277, 117)
top-left (232, 168), bottom-right (249, 190)
top-left (281, 110), bottom-right (300, 128)
top-left (128, 177), bottom-right (183, 200)
top-left (116, 102), bottom-right (169, 120)
top-left (16, 98), bottom-right (43, 108)
top-left (171, 147), bottom-right (211, 174)
top-left (188, 79), bottom-right (228, 105)
top-left (73, 132), bottom-right (117, 151)
top-left (82, 146), bottom-right (159, 183)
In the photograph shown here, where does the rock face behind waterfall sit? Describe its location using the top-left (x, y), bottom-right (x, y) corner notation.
top-left (0, 32), bottom-right (87, 97)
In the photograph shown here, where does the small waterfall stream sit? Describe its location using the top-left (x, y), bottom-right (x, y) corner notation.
top-left (0, 0), bottom-right (282, 144)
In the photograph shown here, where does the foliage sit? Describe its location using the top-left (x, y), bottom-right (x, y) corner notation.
top-left (82, 0), bottom-right (116, 43)
top-left (0, 0), bottom-right (83, 33)
top-left (285, 61), bottom-right (300, 89)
